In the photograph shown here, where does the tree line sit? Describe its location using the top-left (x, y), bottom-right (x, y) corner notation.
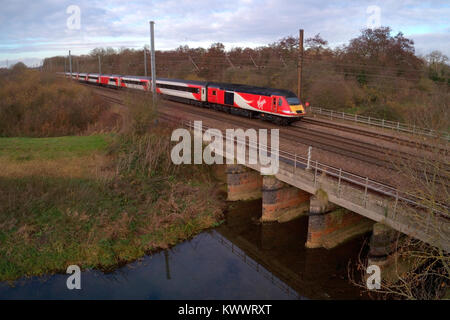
top-left (42, 27), bottom-right (449, 130)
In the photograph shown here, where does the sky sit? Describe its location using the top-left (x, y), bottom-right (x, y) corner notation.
top-left (0, 0), bottom-right (449, 67)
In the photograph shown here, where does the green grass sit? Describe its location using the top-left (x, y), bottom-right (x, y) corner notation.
top-left (0, 81), bottom-right (224, 282)
top-left (0, 174), bottom-right (222, 281)
top-left (0, 135), bottom-right (111, 161)
top-left (0, 131), bottom-right (224, 282)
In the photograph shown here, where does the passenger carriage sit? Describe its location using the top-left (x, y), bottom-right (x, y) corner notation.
top-left (120, 76), bottom-right (150, 91)
top-left (65, 72), bottom-right (305, 124)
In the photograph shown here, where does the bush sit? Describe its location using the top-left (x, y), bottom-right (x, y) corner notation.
top-left (307, 74), bottom-right (359, 110)
top-left (358, 103), bottom-right (404, 122)
top-left (122, 93), bottom-right (158, 135)
top-left (0, 70), bottom-right (107, 137)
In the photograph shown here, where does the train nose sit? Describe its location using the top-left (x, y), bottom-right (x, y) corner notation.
top-left (290, 104), bottom-right (305, 114)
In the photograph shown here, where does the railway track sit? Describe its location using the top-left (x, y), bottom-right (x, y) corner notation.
top-left (290, 125), bottom-right (450, 170)
top-left (300, 117), bottom-right (449, 154)
top-left (157, 97), bottom-right (448, 170)
top-left (88, 84), bottom-right (449, 189)
top-left (65, 81), bottom-right (450, 242)
top-left (96, 92), bottom-right (123, 105)
top-left (152, 96), bottom-right (449, 190)
top-left (165, 103), bottom-right (392, 167)
top-left (159, 112), bottom-right (450, 219)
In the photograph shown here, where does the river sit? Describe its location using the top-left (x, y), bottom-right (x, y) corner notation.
top-left (0, 200), bottom-right (368, 299)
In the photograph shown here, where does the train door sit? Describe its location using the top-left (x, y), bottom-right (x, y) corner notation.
top-left (201, 88), bottom-right (206, 102)
top-left (225, 91), bottom-right (234, 106)
top-left (271, 96), bottom-right (277, 112)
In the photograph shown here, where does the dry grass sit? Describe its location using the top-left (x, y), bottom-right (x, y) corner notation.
top-left (0, 90), bottom-right (225, 282)
top-left (0, 69), bottom-right (108, 137)
top-left (0, 155), bottom-right (113, 179)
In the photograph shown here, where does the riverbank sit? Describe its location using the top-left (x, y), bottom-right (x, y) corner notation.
top-left (0, 130), bottom-right (225, 282)
top-left (0, 69), bottom-right (224, 282)
top-left (0, 198), bottom-right (371, 299)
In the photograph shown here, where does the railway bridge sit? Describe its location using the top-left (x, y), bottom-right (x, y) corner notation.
top-left (177, 120), bottom-right (450, 265)
top-left (88, 84), bottom-right (450, 270)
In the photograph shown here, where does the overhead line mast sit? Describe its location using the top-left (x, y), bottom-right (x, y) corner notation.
top-left (150, 21), bottom-right (156, 103)
top-left (298, 29), bottom-right (304, 101)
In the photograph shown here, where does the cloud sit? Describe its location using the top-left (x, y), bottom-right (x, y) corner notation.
top-left (0, 0), bottom-right (449, 67)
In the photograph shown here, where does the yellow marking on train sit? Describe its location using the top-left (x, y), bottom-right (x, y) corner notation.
top-left (289, 104), bottom-right (305, 114)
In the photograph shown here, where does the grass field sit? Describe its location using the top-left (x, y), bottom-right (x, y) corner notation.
top-left (0, 135), bottom-right (112, 179)
top-left (0, 135), bottom-right (110, 160)
top-left (0, 70), bottom-right (224, 283)
top-left (0, 133), bottom-right (224, 282)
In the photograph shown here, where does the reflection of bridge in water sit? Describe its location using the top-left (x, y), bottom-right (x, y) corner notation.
top-left (210, 231), bottom-right (301, 299)
top-left (211, 200), bottom-right (367, 300)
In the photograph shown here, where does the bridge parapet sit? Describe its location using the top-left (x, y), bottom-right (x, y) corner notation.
top-left (270, 157), bottom-right (449, 252)
top-left (182, 120), bottom-right (449, 252)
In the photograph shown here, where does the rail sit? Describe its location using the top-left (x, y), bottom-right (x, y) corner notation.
top-left (307, 106), bottom-right (450, 141)
top-left (167, 118), bottom-right (448, 220)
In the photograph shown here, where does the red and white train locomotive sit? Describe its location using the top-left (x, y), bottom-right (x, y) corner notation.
top-left (64, 72), bottom-right (306, 125)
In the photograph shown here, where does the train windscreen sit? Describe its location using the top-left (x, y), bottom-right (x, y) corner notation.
top-left (286, 97), bottom-right (300, 105)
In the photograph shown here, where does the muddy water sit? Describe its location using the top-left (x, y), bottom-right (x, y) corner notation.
top-left (0, 200), bottom-right (368, 299)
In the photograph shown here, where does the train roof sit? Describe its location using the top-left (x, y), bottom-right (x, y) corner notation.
top-left (156, 77), bottom-right (207, 86)
top-left (122, 75), bottom-right (151, 80)
top-left (63, 72), bottom-right (298, 97)
top-left (84, 73), bottom-right (122, 77)
top-left (207, 81), bottom-right (297, 97)
top-left (153, 77), bottom-right (297, 97)
top-left (99, 74), bottom-right (122, 77)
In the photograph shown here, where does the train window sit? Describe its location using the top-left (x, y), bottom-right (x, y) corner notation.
top-left (123, 79), bottom-right (142, 85)
top-left (278, 98), bottom-right (283, 106)
top-left (212, 90), bottom-right (216, 96)
top-left (286, 97), bottom-right (300, 105)
top-left (157, 83), bottom-right (199, 94)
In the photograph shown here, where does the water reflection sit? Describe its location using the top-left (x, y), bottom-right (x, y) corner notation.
top-left (218, 200), bottom-right (368, 299)
top-left (0, 200), bottom-right (367, 299)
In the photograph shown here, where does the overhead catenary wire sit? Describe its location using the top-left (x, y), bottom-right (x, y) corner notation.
top-left (47, 46), bottom-right (449, 87)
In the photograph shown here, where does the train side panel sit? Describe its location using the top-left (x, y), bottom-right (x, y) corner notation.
top-left (64, 72), bottom-right (304, 123)
top-left (120, 77), bottom-right (149, 91)
top-left (156, 80), bottom-right (204, 102)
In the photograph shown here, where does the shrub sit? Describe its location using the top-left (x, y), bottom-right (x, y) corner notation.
top-left (0, 70), bottom-right (107, 137)
top-left (307, 74), bottom-right (357, 110)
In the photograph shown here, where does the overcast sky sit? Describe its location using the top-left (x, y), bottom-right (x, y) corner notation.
top-left (1, 0), bottom-right (449, 67)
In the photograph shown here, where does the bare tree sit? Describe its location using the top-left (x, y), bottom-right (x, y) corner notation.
top-left (350, 128), bottom-right (449, 299)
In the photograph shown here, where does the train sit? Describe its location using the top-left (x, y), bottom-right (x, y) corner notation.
top-left (63, 72), bottom-right (306, 125)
